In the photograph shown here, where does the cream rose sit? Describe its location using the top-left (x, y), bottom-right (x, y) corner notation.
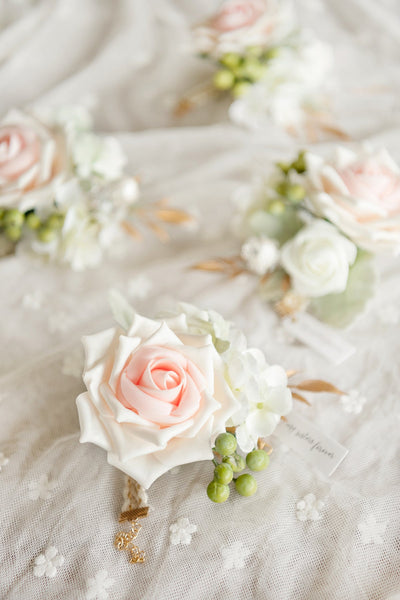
top-left (0, 109), bottom-right (66, 211)
top-left (304, 147), bottom-right (400, 255)
top-left (76, 311), bottom-right (240, 489)
top-left (281, 221), bottom-right (357, 298)
top-left (193, 0), bottom-right (293, 57)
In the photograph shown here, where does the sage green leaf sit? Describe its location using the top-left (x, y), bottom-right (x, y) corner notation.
top-left (309, 251), bottom-right (375, 328)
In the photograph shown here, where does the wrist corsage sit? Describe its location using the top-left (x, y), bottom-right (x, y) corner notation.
top-left (76, 293), bottom-right (342, 562)
top-left (176, 0), bottom-right (345, 140)
top-left (192, 145), bottom-right (398, 329)
top-left (0, 105), bottom-right (192, 269)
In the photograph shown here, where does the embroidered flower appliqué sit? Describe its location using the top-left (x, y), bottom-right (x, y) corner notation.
top-left (340, 389), bottom-right (366, 414)
top-left (22, 290), bottom-right (45, 310)
top-left (28, 475), bottom-right (57, 501)
top-left (126, 274), bottom-right (153, 300)
top-left (33, 547), bottom-right (64, 578)
top-left (169, 518), bottom-right (197, 545)
top-left (358, 514), bottom-right (387, 545)
top-left (0, 452), bottom-right (9, 471)
top-left (221, 541), bottom-right (251, 570)
top-left (85, 570), bottom-right (115, 600)
top-left (48, 311), bottom-right (73, 334)
top-left (62, 347), bottom-right (83, 378)
top-left (296, 493), bottom-right (324, 521)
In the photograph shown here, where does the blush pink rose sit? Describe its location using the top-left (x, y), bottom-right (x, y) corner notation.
top-left (193, 0), bottom-right (293, 57)
top-left (0, 109), bottom-right (66, 211)
top-left (117, 345), bottom-right (206, 427)
top-left (305, 147), bottom-right (400, 254)
top-left (76, 312), bottom-right (240, 489)
top-left (210, 0), bottom-right (266, 32)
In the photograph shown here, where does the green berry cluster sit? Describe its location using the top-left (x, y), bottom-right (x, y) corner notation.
top-left (0, 207), bottom-right (65, 244)
top-left (206, 432), bottom-right (270, 503)
top-left (267, 151), bottom-right (308, 215)
top-left (212, 46), bottom-right (279, 98)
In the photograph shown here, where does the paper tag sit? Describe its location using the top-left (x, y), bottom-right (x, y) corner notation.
top-left (282, 312), bottom-right (355, 365)
top-left (274, 413), bottom-right (348, 477)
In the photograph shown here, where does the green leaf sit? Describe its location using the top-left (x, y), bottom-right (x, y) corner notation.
top-left (108, 288), bottom-right (135, 331)
top-left (309, 251), bottom-right (375, 328)
top-left (247, 207), bottom-right (303, 245)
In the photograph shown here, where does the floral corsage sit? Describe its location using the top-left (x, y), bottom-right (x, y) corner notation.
top-left (176, 0), bottom-right (344, 139)
top-left (192, 145), bottom-right (400, 328)
top-left (0, 105), bottom-right (192, 270)
top-left (76, 293), bottom-right (341, 562)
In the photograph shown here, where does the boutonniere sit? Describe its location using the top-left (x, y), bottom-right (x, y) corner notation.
top-left (0, 105), bottom-right (192, 269)
top-left (192, 145), bottom-right (399, 329)
top-left (175, 0), bottom-right (346, 140)
top-left (76, 293), bottom-right (341, 562)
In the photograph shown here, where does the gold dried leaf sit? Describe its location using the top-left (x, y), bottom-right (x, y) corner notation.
top-left (192, 259), bottom-right (231, 272)
top-left (291, 391), bottom-right (311, 406)
top-left (155, 208), bottom-right (193, 225)
top-left (121, 220), bottom-right (142, 240)
top-left (293, 379), bottom-right (344, 395)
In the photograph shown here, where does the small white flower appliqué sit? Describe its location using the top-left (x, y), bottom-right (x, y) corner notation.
top-left (62, 347), bottom-right (83, 379)
top-left (22, 290), bottom-right (45, 310)
top-left (85, 570), bottom-right (115, 600)
top-left (296, 493), bottom-right (324, 522)
top-left (126, 274), bottom-right (153, 301)
top-left (340, 389), bottom-right (366, 414)
top-left (28, 475), bottom-right (57, 501)
top-left (0, 452), bottom-right (9, 471)
top-left (358, 514), bottom-right (387, 545)
top-left (221, 541), bottom-right (251, 570)
top-left (169, 517), bottom-right (197, 545)
top-left (48, 311), bottom-right (73, 334)
top-left (33, 547), bottom-right (64, 578)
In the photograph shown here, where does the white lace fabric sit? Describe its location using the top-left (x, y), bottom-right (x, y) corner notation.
top-left (1, 1), bottom-right (400, 599)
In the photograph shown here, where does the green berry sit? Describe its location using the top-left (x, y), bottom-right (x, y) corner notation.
top-left (268, 199), bottom-right (286, 215)
top-left (241, 58), bottom-right (266, 82)
top-left (220, 52), bottom-right (242, 70)
top-left (235, 473), bottom-right (258, 497)
top-left (37, 226), bottom-right (57, 243)
top-left (246, 449), bottom-right (270, 472)
top-left (264, 47), bottom-right (280, 61)
top-left (215, 432), bottom-right (237, 456)
top-left (207, 481), bottom-right (230, 503)
top-left (276, 161), bottom-right (291, 175)
top-left (213, 69), bottom-right (235, 91)
top-left (246, 45), bottom-right (264, 58)
top-left (3, 208), bottom-right (24, 228)
top-left (286, 183), bottom-right (306, 203)
top-left (232, 81), bottom-right (252, 98)
top-left (46, 213), bottom-right (64, 230)
top-left (214, 462), bottom-right (233, 485)
top-left (223, 452), bottom-right (246, 473)
top-left (25, 212), bottom-right (41, 230)
top-left (4, 225), bottom-right (22, 242)
top-left (275, 181), bottom-right (289, 197)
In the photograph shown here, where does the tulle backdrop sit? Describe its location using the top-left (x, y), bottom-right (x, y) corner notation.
top-left (1, 1), bottom-right (400, 599)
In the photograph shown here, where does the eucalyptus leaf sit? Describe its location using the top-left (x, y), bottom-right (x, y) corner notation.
top-left (108, 288), bottom-right (135, 331)
top-left (309, 251), bottom-right (375, 328)
top-left (247, 207), bottom-right (303, 245)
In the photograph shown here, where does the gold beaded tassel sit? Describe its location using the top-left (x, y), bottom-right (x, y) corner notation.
top-left (114, 477), bottom-right (149, 564)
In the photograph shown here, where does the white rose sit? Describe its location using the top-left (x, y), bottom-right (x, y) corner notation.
top-left (280, 221), bottom-right (357, 297)
top-left (304, 146), bottom-right (400, 255)
top-left (76, 311), bottom-right (240, 489)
